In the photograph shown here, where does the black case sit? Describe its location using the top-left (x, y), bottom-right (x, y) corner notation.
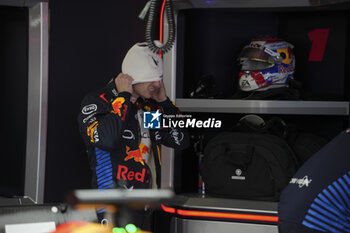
top-left (201, 132), bottom-right (299, 201)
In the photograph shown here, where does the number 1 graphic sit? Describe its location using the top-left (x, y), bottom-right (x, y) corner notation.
top-left (308, 28), bottom-right (330, 62)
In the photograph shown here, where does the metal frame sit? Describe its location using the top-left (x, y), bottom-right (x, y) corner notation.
top-left (167, 196), bottom-right (279, 233)
top-left (176, 99), bottom-right (350, 115)
top-left (161, 3), bottom-right (350, 189)
top-left (171, 0), bottom-right (350, 10)
top-left (173, 218), bottom-right (278, 233)
top-left (0, 0), bottom-right (47, 7)
top-left (24, 2), bottom-right (49, 204)
top-left (161, 11), bottom-right (178, 189)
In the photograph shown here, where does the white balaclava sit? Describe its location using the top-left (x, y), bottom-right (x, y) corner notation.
top-left (122, 42), bottom-right (163, 84)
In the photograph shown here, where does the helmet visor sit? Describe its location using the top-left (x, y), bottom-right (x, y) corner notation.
top-left (239, 47), bottom-right (279, 64)
top-left (240, 60), bottom-right (275, 71)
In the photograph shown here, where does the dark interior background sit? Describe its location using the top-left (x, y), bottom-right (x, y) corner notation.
top-left (0, 6), bottom-right (28, 197)
top-left (176, 8), bottom-right (349, 100)
top-left (45, 0), bottom-right (149, 203)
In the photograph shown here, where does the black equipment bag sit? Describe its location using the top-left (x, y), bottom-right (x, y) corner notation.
top-left (292, 132), bottom-right (328, 164)
top-left (201, 132), bottom-right (299, 201)
top-left (236, 116), bottom-right (328, 164)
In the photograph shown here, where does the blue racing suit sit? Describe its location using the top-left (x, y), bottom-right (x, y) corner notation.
top-left (278, 130), bottom-right (350, 233)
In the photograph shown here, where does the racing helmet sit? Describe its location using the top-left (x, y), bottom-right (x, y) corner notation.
top-left (238, 37), bottom-right (295, 92)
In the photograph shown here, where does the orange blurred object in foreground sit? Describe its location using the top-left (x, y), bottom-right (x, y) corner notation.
top-left (52, 221), bottom-right (111, 233)
top-left (52, 221), bottom-right (152, 233)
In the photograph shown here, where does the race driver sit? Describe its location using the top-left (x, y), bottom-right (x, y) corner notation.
top-left (77, 42), bottom-right (189, 226)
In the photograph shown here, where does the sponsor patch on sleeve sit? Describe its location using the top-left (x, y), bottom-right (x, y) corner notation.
top-left (111, 97), bottom-right (125, 117)
top-left (82, 104), bottom-right (97, 115)
top-left (171, 101), bottom-right (178, 107)
top-left (87, 121), bottom-right (99, 143)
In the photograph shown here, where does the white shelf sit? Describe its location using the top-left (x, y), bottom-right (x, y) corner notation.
top-left (176, 98), bottom-right (349, 115)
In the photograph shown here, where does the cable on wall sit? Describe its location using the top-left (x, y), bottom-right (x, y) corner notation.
top-left (140, 0), bottom-right (176, 54)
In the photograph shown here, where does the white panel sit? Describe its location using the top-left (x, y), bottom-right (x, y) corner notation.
top-left (25, 2), bottom-right (49, 204)
top-left (176, 99), bottom-right (349, 115)
top-left (5, 222), bottom-right (56, 233)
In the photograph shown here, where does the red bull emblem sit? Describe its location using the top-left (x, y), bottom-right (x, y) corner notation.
top-left (111, 97), bottom-right (125, 117)
top-left (124, 143), bottom-right (150, 165)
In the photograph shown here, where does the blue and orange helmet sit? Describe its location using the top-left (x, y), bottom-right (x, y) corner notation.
top-left (238, 37), bottom-right (295, 91)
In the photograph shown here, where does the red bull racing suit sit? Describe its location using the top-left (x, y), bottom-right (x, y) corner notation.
top-left (78, 80), bottom-right (189, 192)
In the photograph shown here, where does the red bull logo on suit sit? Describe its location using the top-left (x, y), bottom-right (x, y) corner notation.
top-left (124, 142), bottom-right (150, 165)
